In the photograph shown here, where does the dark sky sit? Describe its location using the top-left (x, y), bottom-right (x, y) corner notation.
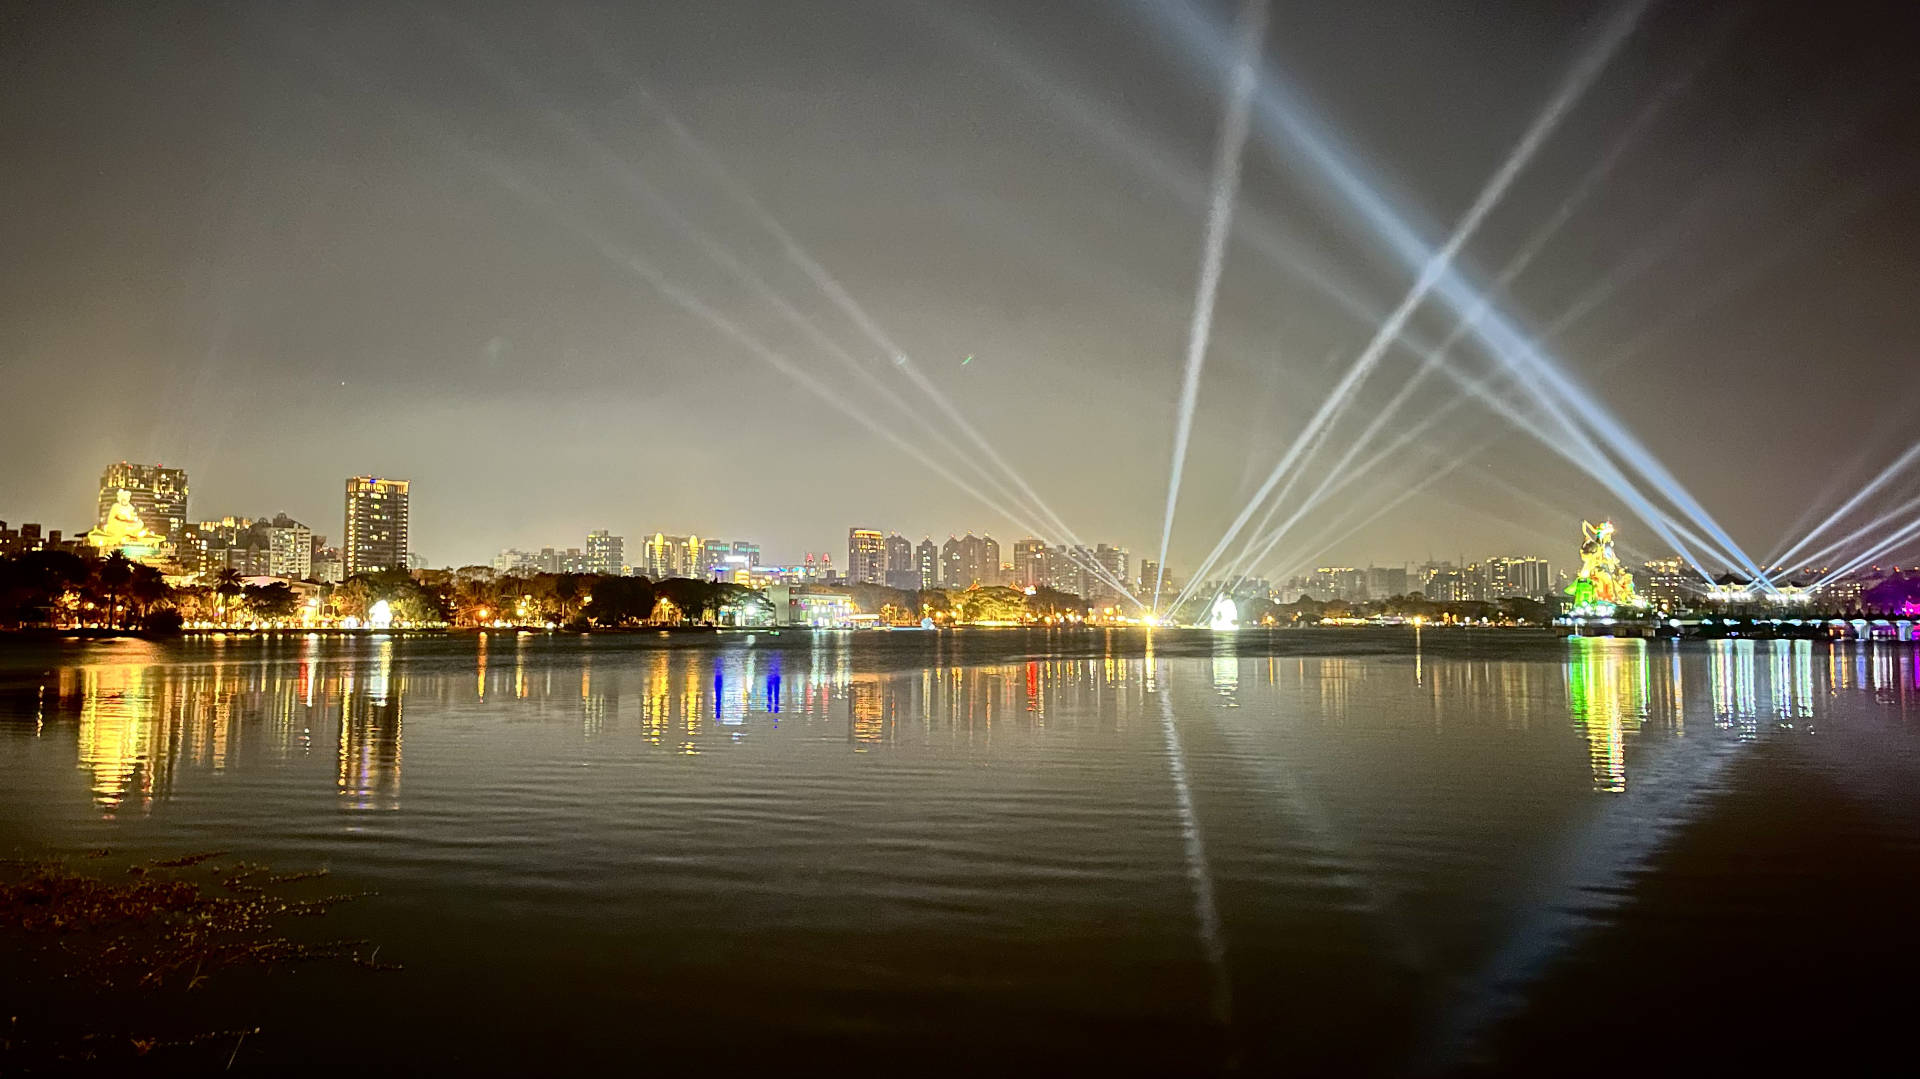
top-left (4, 0), bottom-right (1917, 573)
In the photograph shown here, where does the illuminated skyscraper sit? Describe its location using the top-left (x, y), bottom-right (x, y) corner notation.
top-left (848, 528), bottom-right (885, 585)
top-left (643, 533), bottom-right (675, 579)
top-left (979, 534), bottom-right (1001, 587)
top-left (343, 476), bottom-right (409, 577)
top-left (97, 461), bottom-right (188, 551)
top-left (585, 530), bottom-right (624, 576)
top-left (915, 537), bottom-right (938, 590)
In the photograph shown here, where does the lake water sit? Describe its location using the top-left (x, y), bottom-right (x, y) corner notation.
top-left (3, 629), bottom-right (1918, 1074)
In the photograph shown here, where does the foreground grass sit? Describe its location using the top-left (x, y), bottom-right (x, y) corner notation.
top-left (0, 851), bottom-right (393, 1070)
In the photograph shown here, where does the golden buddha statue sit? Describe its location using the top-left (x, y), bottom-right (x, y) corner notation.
top-left (87, 489), bottom-right (167, 557)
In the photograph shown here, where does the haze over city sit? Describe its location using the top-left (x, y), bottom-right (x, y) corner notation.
top-left (5, 1), bottom-right (1917, 571)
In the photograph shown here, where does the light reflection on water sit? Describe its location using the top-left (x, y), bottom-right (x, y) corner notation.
top-left (5, 631), bottom-right (1920, 1072)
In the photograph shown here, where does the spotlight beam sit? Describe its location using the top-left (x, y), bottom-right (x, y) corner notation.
top-left (423, 16), bottom-right (1152, 601)
top-left (1153, 0), bottom-right (1271, 615)
top-left (606, 75), bottom-right (1142, 606)
top-left (1161, 0), bottom-right (1644, 611)
top-left (332, 39), bottom-right (1123, 580)
top-left (1772, 440), bottom-right (1920, 569)
top-left (1793, 492), bottom-right (1920, 572)
top-left (1142, 0), bottom-right (1775, 589)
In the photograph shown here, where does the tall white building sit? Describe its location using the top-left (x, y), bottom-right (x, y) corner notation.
top-left (585, 530), bottom-right (624, 575)
top-left (267, 519), bottom-right (313, 579)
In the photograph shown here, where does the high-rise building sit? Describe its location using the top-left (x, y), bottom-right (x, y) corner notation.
top-left (941, 535), bottom-right (964, 588)
top-left (1485, 556), bottom-right (1553, 599)
top-left (884, 533), bottom-right (916, 590)
top-left (1138, 559), bottom-right (1168, 603)
top-left (1090, 544), bottom-right (1129, 605)
top-left (1422, 563), bottom-right (1471, 603)
top-left (848, 528), bottom-right (886, 585)
top-left (941, 532), bottom-right (998, 589)
top-left (642, 533), bottom-right (711, 579)
top-left (266, 515), bottom-right (313, 579)
top-left (97, 462), bottom-right (189, 551)
top-left (915, 537), bottom-right (938, 590)
top-left (585, 530), bottom-right (624, 576)
top-left (1012, 538), bottom-right (1047, 588)
top-left (1641, 558), bottom-right (1690, 611)
top-left (642, 533), bottom-right (675, 579)
top-left (1366, 565), bottom-right (1409, 599)
top-left (344, 476), bottom-right (409, 577)
top-left (1312, 567), bottom-right (1366, 602)
top-left (731, 541), bottom-right (761, 567)
top-left (701, 538), bottom-right (730, 578)
top-left (1058, 545), bottom-right (1100, 597)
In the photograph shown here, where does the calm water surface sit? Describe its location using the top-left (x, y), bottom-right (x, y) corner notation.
top-left (3, 629), bottom-right (1918, 1074)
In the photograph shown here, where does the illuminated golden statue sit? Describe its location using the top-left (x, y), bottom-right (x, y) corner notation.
top-left (86, 489), bottom-right (167, 558)
top-left (1566, 520), bottom-right (1640, 610)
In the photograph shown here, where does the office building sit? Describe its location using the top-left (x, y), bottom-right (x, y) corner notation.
top-left (344, 476), bottom-right (409, 576)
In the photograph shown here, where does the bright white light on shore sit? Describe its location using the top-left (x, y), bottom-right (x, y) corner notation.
top-left (1209, 596), bottom-right (1239, 632)
top-left (368, 599), bottom-right (393, 630)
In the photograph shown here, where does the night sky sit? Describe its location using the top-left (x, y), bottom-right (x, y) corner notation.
top-left (4, 1), bottom-right (1917, 572)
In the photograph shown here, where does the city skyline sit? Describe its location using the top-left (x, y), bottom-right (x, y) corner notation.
top-left (12, 456), bottom-right (1599, 581)
top-left (5, 3), bottom-right (1917, 579)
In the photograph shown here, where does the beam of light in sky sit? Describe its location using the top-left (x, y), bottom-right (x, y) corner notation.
top-left (583, 58), bottom-right (1141, 606)
top-left (425, 15), bottom-right (1151, 598)
top-left (509, 15), bottom-right (1144, 603)
top-left (1143, 0), bottom-right (1775, 588)
top-left (1791, 492), bottom-right (1920, 573)
top-left (1772, 440), bottom-right (1920, 569)
top-left (1155, 0), bottom-right (1646, 611)
top-left (1259, 452), bottom-right (1468, 590)
top-left (1232, 44), bottom-right (1705, 559)
top-left (909, 0), bottom-right (1393, 339)
top-left (1152, 665), bottom-right (1231, 1024)
top-left (1204, 104), bottom-right (1682, 602)
top-left (328, 49), bottom-right (1119, 570)
top-left (1153, 0), bottom-right (1270, 616)
top-left (1809, 511), bottom-right (1920, 590)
